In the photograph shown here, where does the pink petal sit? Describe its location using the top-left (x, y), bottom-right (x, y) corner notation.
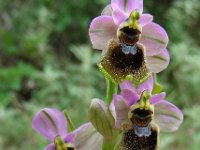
top-left (139, 14), bottom-right (153, 26)
top-left (127, 0), bottom-right (143, 14)
top-left (111, 0), bottom-right (143, 14)
top-left (111, 0), bottom-right (125, 12)
top-left (64, 133), bottom-right (76, 143)
top-left (140, 22), bottom-right (169, 56)
top-left (44, 143), bottom-right (55, 150)
top-left (121, 89), bottom-right (140, 106)
top-left (147, 48), bottom-right (170, 73)
top-left (137, 76), bottom-right (154, 94)
top-left (72, 123), bottom-right (103, 150)
top-left (111, 94), bottom-right (130, 129)
top-left (109, 98), bottom-right (116, 120)
top-left (154, 100), bottom-right (184, 132)
top-left (150, 92), bottom-right (166, 104)
top-left (120, 81), bottom-right (137, 92)
top-left (112, 7), bottom-right (128, 25)
top-left (89, 16), bottom-right (117, 50)
top-left (101, 4), bottom-right (112, 16)
top-left (32, 108), bottom-right (68, 142)
top-left (120, 77), bottom-right (153, 95)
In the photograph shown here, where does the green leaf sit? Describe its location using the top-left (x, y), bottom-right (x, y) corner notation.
top-left (63, 110), bottom-right (75, 132)
top-left (152, 82), bottom-right (163, 94)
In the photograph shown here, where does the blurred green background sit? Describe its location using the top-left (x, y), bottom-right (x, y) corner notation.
top-left (0, 0), bottom-right (200, 149)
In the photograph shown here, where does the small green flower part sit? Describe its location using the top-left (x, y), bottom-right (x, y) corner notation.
top-left (54, 136), bottom-right (76, 150)
top-left (129, 90), bottom-right (153, 113)
top-left (129, 11), bottom-right (141, 26)
top-left (152, 81), bottom-right (163, 95)
top-left (152, 74), bottom-right (163, 94)
top-left (99, 39), bottom-right (150, 87)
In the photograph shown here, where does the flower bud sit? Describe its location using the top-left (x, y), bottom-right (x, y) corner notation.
top-left (88, 98), bottom-right (117, 141)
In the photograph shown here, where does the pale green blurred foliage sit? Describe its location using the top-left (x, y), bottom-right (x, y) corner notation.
top-left (158, 0), bottom-right (200, 149)
top-left (0, 0), bottom-right (200, 149)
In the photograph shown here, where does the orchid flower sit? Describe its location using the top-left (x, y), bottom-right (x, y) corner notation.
top-left (89, 77), bottom-right (183, 149)
top-left (32, 108), bottom-right (103, 150)
top-left (110, 76), bottom-right (183, 149)
top-left (89, 0), bottom-right (169, 85)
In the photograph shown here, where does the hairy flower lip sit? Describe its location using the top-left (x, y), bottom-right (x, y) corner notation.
top-left (115, 123), bottom-right (158, 150)
top-left (99, 39), bottom-right (150, 86)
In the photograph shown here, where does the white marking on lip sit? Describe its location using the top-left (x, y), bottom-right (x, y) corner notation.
top-left (133, 123), bottom-right (151, 137)
top-left (121, 43), bottom-right (137, 55)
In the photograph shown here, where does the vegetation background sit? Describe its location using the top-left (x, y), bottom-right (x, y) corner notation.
top-left (0, 0), bottom-right (200, 149)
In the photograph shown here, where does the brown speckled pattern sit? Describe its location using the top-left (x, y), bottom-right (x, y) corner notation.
top-left (100, 39), bottom-right (149, 84)
top-left (123, 124), bottom-right (158, 150)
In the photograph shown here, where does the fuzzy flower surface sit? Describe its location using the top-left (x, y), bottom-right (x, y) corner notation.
top-left (32, 108), bottom-right (103, 150)
top-left (110, 76), bottom-right (183, 132)
top-left (89, 0), bottom-right (169, 74)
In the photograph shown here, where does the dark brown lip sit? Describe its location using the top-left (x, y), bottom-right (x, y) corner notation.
top-left (119, 27), bottom-right (141, 46)
top-left (100, 39), bottom-right (149, 83)
top-left (133, 108), bottom-right (153, 118)
top-left (130, 108), bottom-right (153, 127)
top-left (133, 117), bottom-right (151, 127)
top-left (121, 124), bottom-right (158, 150)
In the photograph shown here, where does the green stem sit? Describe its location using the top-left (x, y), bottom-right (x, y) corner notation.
top-left (153, 73), bottom-right (157, 83)
top-left (63, 110), bottom-right (75, 132)
top-left (102, 138), bottom-right (117, 150)
top-left (106, 78), bottom-right (118, 105)
top-left (152, 73), bottom-right (163, 94)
